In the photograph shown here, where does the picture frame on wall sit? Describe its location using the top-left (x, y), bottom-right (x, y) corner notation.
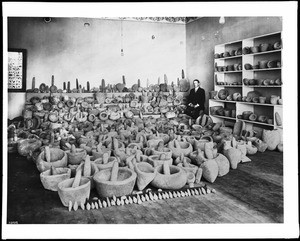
top-left (8, 48), bottom-right (27, 92)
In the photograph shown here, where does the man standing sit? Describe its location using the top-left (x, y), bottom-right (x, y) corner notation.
top-left (185, 79), bottom-right (205, 119)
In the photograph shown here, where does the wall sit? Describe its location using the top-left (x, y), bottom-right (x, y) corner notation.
top-left (186, 17), bottom-right (282, 113)
top-left (7, 17), bottom-right (186, 119)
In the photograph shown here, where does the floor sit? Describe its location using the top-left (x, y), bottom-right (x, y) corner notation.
top-left (6, 150), bottom-right (283, 224)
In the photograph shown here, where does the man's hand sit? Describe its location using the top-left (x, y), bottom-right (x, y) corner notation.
top-left (194, 104), bottom-right (199, 108)
top-left (188, 103), bottom-right (194, 107)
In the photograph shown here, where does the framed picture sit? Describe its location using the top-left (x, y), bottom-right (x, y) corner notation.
top-left (8, 48), bottom-right (27, 92)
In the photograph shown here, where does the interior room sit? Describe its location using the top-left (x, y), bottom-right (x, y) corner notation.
top-left (3, 2), bottom-right (298, 240)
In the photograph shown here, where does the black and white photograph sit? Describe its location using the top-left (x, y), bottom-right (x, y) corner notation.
top-left (2, 1), bottom-right (298, 239)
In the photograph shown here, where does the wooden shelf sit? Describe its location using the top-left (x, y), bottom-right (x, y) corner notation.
top-left (215, 55), bottom-right (242, 60)
top-left (244, 67), bottom-right (281, 72)
top-left (243, 49), bottom-right (282, 56)
top-left (244, 85), bottom-right (282, 88)
top-left (216, 85), bottom-right (243, 87)
top-left (209, 99), bottom-right (237, 104)
top-left (215, 70), bottom-right (243, 74)
top-left (212, 31), bottom-right (282, 132)
top-left (210, 115), bottom-right (236, 121)
top-left (238, 102), bottom-right (282, 107)
top-left (239, 119), bottom-right (274, 127)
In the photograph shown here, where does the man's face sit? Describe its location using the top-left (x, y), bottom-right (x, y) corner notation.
top-left (194, 81), bottom-right (200, 88)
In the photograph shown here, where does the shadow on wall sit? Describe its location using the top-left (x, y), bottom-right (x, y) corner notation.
top-left (8, 93), bottom-right (26, 119)
top-left (186, 16), bottom-right (282, 113)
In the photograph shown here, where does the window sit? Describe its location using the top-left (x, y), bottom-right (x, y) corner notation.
top-left (8, 48), bottom-right (27, 92)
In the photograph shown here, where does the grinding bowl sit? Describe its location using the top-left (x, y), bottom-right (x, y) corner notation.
top-left (151, 165), bottom-right (187, 190)
top-left (57, 177), bottom-right (91, 207)
top-left (36, 148), bottom-right (68, 173)
top-left (93, 167), bottom-right (137, 198)
top-left (147, 154), bottom-right (173, 167)
top-left (66, 148), bottom-right (87, 165)
top-left (40, 167), bottom-right (71, 191)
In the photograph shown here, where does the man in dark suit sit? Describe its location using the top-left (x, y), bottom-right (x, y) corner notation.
top-left (185, 79), bottom-right (205, 119)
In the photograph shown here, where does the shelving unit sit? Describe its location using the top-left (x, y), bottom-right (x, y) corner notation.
top-left (210, 31), bottom-right (283, 131)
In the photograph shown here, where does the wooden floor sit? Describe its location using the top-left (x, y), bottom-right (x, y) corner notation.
top-left (6, 150), bottom-right (283, 224)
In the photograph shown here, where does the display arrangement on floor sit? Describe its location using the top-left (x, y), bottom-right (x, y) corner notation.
top-left (7, 40), bottom-right (283, 212)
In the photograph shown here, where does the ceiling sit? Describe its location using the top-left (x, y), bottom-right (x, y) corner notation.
top-left (100, 17), bottom-right (200, 24)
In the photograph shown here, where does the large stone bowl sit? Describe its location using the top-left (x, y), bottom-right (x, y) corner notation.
top-left (93, 167), bottom-right (137, 198)
top-left (94, 156), bottom-right (118, 170)
top-left (36, 148), bottom-right (68, 173)
top-left (40, 167), bottom-right (71, 191)
top-left (66, 148), bottom-right (87, 165)
top-left (150, 165), bottom-right (187, 190)
top-left (147, 154), bottom-right (173, 167)
top-left (57, 177), bottom-right (90, 207)
top-left (134, 162), bottom-right (157, 191)
top-left (151, 147), bottom-right (173, 160)
top-left (168, 140), bottom-right (193, 159)
top-left (92, 149), bottom-right (112, 160)
top-left (76, 162), bottom-right (99, 190)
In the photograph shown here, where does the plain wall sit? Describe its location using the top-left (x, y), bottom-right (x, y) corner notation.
top-left (7, 17), bottom-right (186, 119)
top-left (186, 17), bottom-right (282, 113)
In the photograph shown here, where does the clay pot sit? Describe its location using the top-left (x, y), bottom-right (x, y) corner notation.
top-left (231, 110), bottom-right (236, 118)
top-left (242, 111), bottom-right (253, 120)
top-left (66, 148), bottom-right (87, 165)
top-left (278, 99), bottom-right (283, 105)
top-left (257, 115), bottom-right (268, 123)
top-left (248, 79), bottom-right (256, 85)
top-left (224, 51), bottom-right (230, 57)
top-left (258, 96), bottom-right (266, 104)
top-left (233, 64), bottom-right (239, 71)
top-left (267, 60), bottom-right (277, 68)
top-left (243, 78), bottom-right (250, 85)
top-left (93, 167), bottom-right (137, 198)
top-left (214, 53), bottom-right (220, 58)
top-left (134, 162), bottom-right (157, 191)
top-left (248, 113), bottom-right (257, 121)
top-left (250, 46), bottom-right (260, 53)
top-left (210, 106), bottom-right (223, 115)
top-left (40, 167), bottom-right (71, 191)
top-left (227, 65), bottom-right (234, 71)
top-left (57, 177), bottom-right (91, 207)
top-left (252, 97), bottom-right (259, 103)
top-left (260, 43), bottom-right (271, 52)
top-left (270, 95), bottom-right (280, 105)
top-left (228, 49), bottom-right (235, 56)
top-left (256, 79), bottom-right (264, 86)
top-left (258, 60), bottom-right (268, 69)
top-left (224, 109), bottom-right (231, 117)
top-left (244, 63), bottom-right (252, 70)
top-left (242, 47), bottom-right (251, 55)
top-left (209, 91), bottom-right (218, 99)
top-left (150, 165), bottom-right (187, 190)
top-left (273, 41), bottom-right (281, 50)
top-left (267, 118), bottom-right (274, 125)
top-left (235, 48), bottom-right (242, 56)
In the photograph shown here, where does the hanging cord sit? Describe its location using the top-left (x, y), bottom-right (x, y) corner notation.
top-left (121, 19), bottom-right (124, 56)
